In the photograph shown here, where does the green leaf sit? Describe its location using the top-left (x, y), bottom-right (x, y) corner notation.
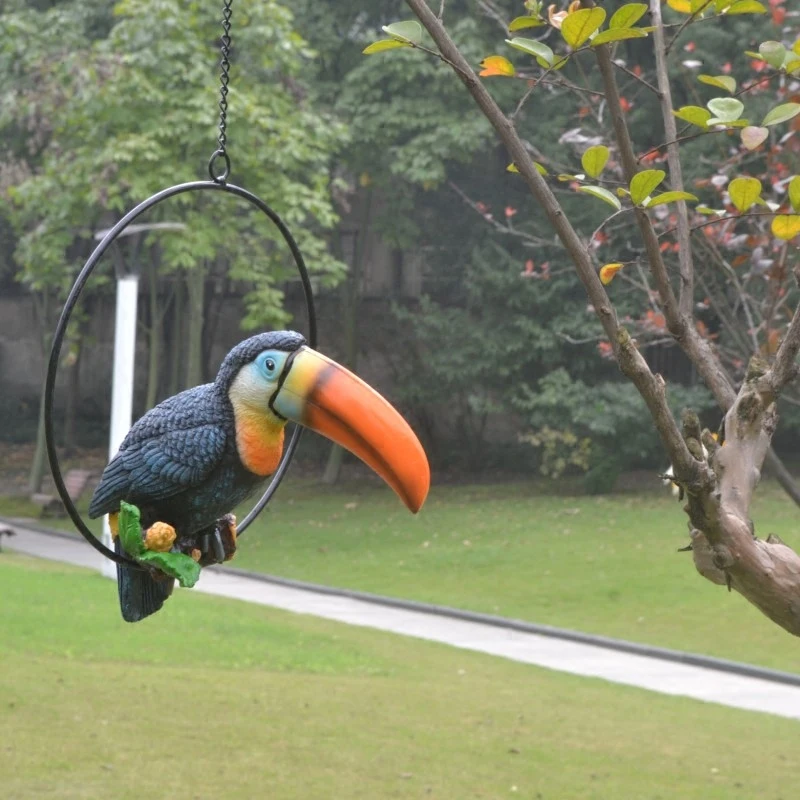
top-left (505, 37), bottom-right (555, 67)
top-left (363, 39), bottom-right (412, 55)
top-left (673, 105), bottom-right (712, 127)
top-left (577, 185), bottom-right (622, 210)
top-left (382, 20), bottom-right (423, 44)
top-left (644, 191), bottom-right (699, 208)
top-left (728, 176), bottom-right (763, 211)
top-left (561, 8), bottom-right (606, 48)
top-left (759, 41), bottom-right (786, 70)
top-left (138, 549), bottom-right (202, 589)
top-left (696, 205), bottom-right (724, 215)
top-left (591, 27), bottom-right (648, 46)
top-left (762, 103), bottom-right (800, 127)
top-left (630, 169), bottom-right (666, 205)
top-left (609, 3), bottom-right (648, 29)
top-left (706, 97), bottom-right (744, 122)
top-left (508, 15), bottom-right (545, 31)
top-left (714, 0), bottom-right (734, 10)
top-left (725, 0), bottom-right (767, 12)
top-left (788, 176), bottom-right (800, 213)
top-left (581, 145), bottom-right (610, 179)
top-left (118, 501), bottom-right (145, 558)
top-left (697, 75), bottom-right (737, 93)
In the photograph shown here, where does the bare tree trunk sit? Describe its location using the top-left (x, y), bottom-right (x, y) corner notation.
top-left (28, 390), bottom-right (48, 496)
top-left (28, 290), bottom-right (51, 495)
top-left (145, 257), bottom-right (162, 411)
top-left (168, 276), bottom-right (184, 396)
top-left (185, 268), bottom-right (205, 388)
top-left (62, 329), bottom-right (83, 455)
top-left (322, 192), bottom-right (373, 484)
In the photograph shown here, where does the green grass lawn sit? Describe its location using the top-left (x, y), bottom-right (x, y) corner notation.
top-left (6, 475), bottom-right (800, 672)
top-left (2, 553), bottom-right (799, 799)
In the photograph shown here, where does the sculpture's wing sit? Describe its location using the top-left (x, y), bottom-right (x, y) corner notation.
top-left (88, 385), bottom-right (229, 517)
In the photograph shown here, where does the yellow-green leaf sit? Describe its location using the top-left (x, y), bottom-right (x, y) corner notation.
top-left (508, 15), bottom-right (545, 31)
top-left (729, 176), bottom-right (763, 211)
top-left (591, 27), bottom-right (648, 46)
top-left (707, 97), bottom-right (744, 122)
top-left (578, 185), bottom-right (622, 210)
top-left (505, 37), bottom-right (554, 67)
top-left (762, 103), bottom-right (800, 127)
top-left (382, 20), bottom-right (423, 43)
top-left (363, 39), bottom-right (412, 54)
top-left (506, 161), bottom-right (549, 176)
top-left (788, 176), bottom-right (800, 213)
top-left (740, 126), bottom-right (768, 150)
top-left (610, 3), bottom-right (648, 29)
top-left (667, 0), bottom-right (692, 12)
top-left (771, 215), bottom-right (800, 240)
top-left (599, 263), bottom-right (624, 284)
top-left (725, 0), bottom-right (766, 12)
top-left (630, 169), bottom-right (666, 205)
top-left (698, 74), bottom-right (737, 93)
top-left (561, 7), bottom-right (606, 48)
top-left (715, 0), bottom-right (734, 10)
top-left (581, 145), bottom-right (610, 179)
top-left (674, 105), bottom-right (712, 127)
top-left (644, 191), bottom-right (699, 208)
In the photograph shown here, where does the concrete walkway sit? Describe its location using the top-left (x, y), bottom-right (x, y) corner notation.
top-left (6, 522), bottom-right (800, 721)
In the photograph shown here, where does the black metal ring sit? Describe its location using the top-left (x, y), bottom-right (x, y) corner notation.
top-left (45, 180), bottom-right (317, 569)
top-left (208, 149), bottom-right (231, 184)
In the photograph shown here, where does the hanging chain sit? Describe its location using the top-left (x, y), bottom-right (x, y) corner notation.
top-left (208, 0), bottom-right (233, 183)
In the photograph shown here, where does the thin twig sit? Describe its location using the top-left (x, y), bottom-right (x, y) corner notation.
top-left (659, 211), bottom-right (788, 239)
top-left (613, 61), bottom-right (661, 97)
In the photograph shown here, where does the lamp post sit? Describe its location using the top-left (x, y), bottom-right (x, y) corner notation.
top-left (95, 223), bottom-right (184, 578)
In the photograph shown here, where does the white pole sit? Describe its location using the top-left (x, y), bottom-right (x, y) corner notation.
top-left (101, 274), bottom-right (139, 579)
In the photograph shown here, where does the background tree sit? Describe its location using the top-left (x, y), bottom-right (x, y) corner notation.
top-left (0, 0), bottom-right (348, 488)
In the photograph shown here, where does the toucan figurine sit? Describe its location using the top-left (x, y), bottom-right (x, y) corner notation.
top-left (89, 331), bottom-right (430, 622)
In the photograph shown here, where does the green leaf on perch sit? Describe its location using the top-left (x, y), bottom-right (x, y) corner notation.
top-left (117, 501), bottom-right (201, 589)
top-left (118, 501), bottom-right (145, 558)
top-left (138, 549), bottom-right (201, 589)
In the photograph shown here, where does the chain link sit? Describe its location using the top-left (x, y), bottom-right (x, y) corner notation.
top-left (208, 0), bottom-right (233, 183)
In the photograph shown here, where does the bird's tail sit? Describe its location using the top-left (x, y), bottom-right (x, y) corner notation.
top-left (115, 539), bottom-right (175, 622)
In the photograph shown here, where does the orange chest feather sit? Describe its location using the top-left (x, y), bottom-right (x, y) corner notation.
top-left (234, 414), bottom-right (285, 477)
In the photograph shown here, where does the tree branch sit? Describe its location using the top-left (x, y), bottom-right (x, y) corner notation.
top-left (651, 2), bottom-right (694, 319)
top-left (593, 41), bottom-right (736, 413)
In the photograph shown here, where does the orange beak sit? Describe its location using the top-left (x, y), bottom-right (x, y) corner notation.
top-left (272, 347), bottom-right (430, 512)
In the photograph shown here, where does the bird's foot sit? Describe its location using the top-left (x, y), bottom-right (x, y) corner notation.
top-left (178, 515), bottom-right (237, 567)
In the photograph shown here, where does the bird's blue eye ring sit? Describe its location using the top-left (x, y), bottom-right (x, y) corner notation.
top-left (257, 351), bottom-right (280, 378)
